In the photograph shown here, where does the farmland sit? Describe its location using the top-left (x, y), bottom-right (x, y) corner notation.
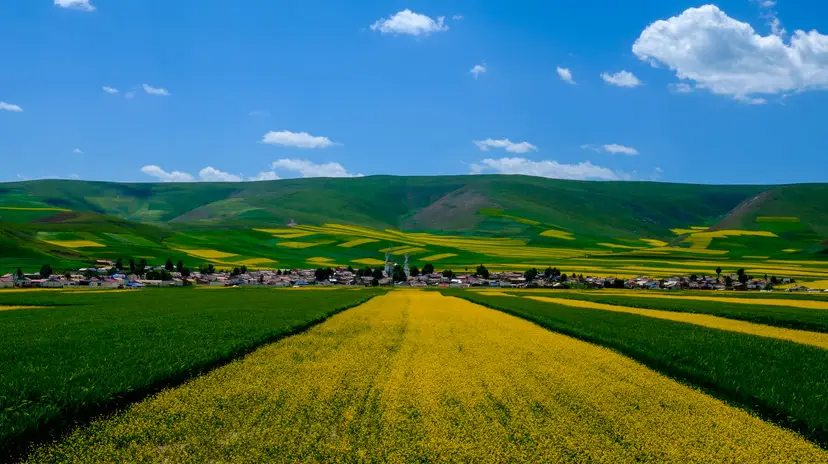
top-left (1, 177), bottom-right (827, 284)
top-left (20, 291), bottom-right (828, 462)
top-left (0, 288), bottom-right (384, 458)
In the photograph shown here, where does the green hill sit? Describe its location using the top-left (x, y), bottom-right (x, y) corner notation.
top-left (1, 176), bottom-right (826, 277)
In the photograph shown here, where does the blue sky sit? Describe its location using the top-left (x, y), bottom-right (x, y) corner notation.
top-left (1, 0), bottom-right (827, 184)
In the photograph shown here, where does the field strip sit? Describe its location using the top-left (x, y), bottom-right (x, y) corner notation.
top-left (27, 291), bottom-right (826, 462)
top-left (593, 292), bottom-right (828, 309)
top-left (0, 306), bottom-right (48, 312)
top-left (526, 296), bottom-right (828, 350)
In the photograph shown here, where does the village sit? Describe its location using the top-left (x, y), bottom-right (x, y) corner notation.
top-left (2, 259), bottom-right (825, 293)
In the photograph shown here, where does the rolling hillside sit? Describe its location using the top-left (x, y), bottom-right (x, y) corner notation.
top-left (1, 176), bottom-right (827, 275)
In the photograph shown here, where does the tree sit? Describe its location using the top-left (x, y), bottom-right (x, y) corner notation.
top-left (371, 277), bottom-right (379, 287)
top-left (181, 267), bottom-right (192, 278)
top-left (315, 267), bottom-right (334, 281)
top-left (561, 273), bottom-right (568, 282)
top-left (176, 260), bottom-right (184, 273)
top-left (129, 259), bottom-right (136, 273)
top-left (725, 275), bottom-right (733, 288)
top-left (240, 265), bottom-right (248, 274)
top-left (347, 265), bottom-right (355, 273)
top-left (146, 269), bottom-right (172, 281)
top-left (423, 263), bottom-right (435, 275)
top-left (372, 268), bottom-right (384, 280)
top-left (715, 267), bottom-right (722, 278)
top-left (442, 269), bottom-right (455, 279)
top-left (736, 268), bottom-right (748, 285)
top-left (165, 258), bottom-right (175, 272)
top-left (392, 265), bottom-right (407, 283)
top-left (207, 264), bottom-right (215, 275)
top-left (232, 267), bottom-right (241, 277)
top-left (690, 274), bottom-right (698, 281)
top-left (16, 268), bottom-right (23, 279)
top-left (40, 264), bottom-right (53, 278)
top-left (107, 267), bottom-right (118, 276)
top-left (136, 259), bottom-right (148, 276)
top-left (409, 265), bottom-right (420, 277)
top-left (276, 269), bottom-right (283, 276)
top-left (524, 268), bottom-right (538, 281)
top-left (115, 258), bottom-right (124, 270)
top-left (543, 267), bottom-right (554, 279)
top-left (476, 264), bottom-right (490, 279)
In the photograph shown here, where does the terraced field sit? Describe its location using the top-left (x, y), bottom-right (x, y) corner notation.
top-left (6, 288), bottom-right (828, 462)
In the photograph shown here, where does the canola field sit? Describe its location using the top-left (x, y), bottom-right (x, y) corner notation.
top-left (11, 289), bottom-right (828, 462)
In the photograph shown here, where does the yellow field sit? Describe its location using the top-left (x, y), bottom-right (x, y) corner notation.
top-left (352, 258), bottom-right (386, 266)
top-left (277, 240), bottom-right (333, 249)
top-left (0, 206), bottom-right (70, 211)
top-left (176, 249), bottom-right (237, 259)
top-left (419, 253), bottom-right (457, 262)
top-left (338, 238), bottom-right (380, 248)
top-left (593, 291), bottom-right (828, 310)
top-left (640, 239), bottom-right (668, 247)
top-left (539, 229), bottom-right (575, 240)
top-left (253, 228), bottom-right (316, 239)
top-left (378, 246), bottom-right (427, 255)
top-left (527, 296), bottom-right (828, 350)
top-left (27, 291), bottom-right (826, 463)
top-left (597, 242), bottom-right (639, 249)
top-left (0, 305), bottom-right (47, 311)
top-left (42, 240), bottom-right (105, 248)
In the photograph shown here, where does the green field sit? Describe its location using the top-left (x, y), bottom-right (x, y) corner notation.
top-left (1, 176), bottom-right (827, 282)
top-left (0, 288), bottom-right (385, 458)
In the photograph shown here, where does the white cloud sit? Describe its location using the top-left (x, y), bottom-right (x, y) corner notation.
top-left (140, 165), bottom-right (194, 182)
top-left (557, 67), bottom-right (576, 84)
top-left (470, 64), bottom-right (486, 79)
top-left (124, 91), bottom-right (136, 100)
top-left (0, 101), bottom-right (23, 112)
top-left (601, 70), bottom-right (643, 87)
top-left (249, 171), bottom-right (280, 181)
top-left (54, 0), bottom-right (95, 11)
top-left (198, 166), bottom-right (242, 182)
top-left (452, 15), bottom-right (464, 20)
top-left (753, 0), bottom-right (785, 37)
top-left (271, 159), bottom-right (362, 178)
top-left (470, 157), bottom-right (626, 181)
top-left (370, 10), bottom-right (448, 36)
top-left (262, 130), bottom-right (337, 149)
top-left (632, 5), bottom-right (828, 102)
top-left (102, 86), bottom-right (119, 94)
top-left (669, 82), bottom-right (694, 93)
top-left (602, 144), bottom-right (639, 155)
top-left (73, 148), bottom-right (83, 154)
top-left (473, 138), bottom-right (538, 154)
top-left (142, 84), bottom-right (170, 96)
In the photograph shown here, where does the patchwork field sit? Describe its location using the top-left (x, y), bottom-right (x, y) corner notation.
top-left (4, 288), bottom-right (828, 462)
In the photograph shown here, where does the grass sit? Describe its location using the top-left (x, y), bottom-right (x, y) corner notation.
top-left (446, 290), bottom-right (828, 446)
top-left (519, 291), bottom-right (828, 333)
top-left (0, 287), bottom-right (385, 458)
top-left (24, 291), bottom-right (826, 462)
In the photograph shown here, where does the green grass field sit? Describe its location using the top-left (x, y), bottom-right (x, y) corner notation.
top-left (447, 290), bottom-right (828, 446)
top-left (0, 288), bottom-right (385, 458)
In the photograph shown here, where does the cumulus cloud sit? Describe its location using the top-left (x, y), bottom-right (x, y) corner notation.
top-left (581, 144), bottom-right (640, 155)
top-left (602, 144), bottom-right (639, 155)
top-left (140, 165), bottom-right (194, 182)
top-left (601, 70), bottom-right (643, 87)
top-left (54, 0), bottom-right (95, 11)
top-left (370, 10), bottom-right (448, 36)
top-left (198, 166), bottom-right (242, 182)
top-left (632, 5), bottom-right (828, 102)
top-left (271, 159), bottom-right (362, 178)
top-left (669, 82), bottom-right (694, 93)
top-left (102, 86), bottom-right (119, 94)
top-left (249, 171), bottom-right (280, 181)
top-left (142, 84), bottom-right (170, 96)
top-left (73, 148), bottom-right (83, 154)
top-left (470, 157), bottom-right (627, 181)
top-left (470, 64), bottom-right (487, 79)
top-left (473, 138), bottom-right (537, 154)
top-left (557, 67), bottom-right (576, 84)
top-left (262, 130), bottom-right (337, 149)
top-left (0, 101), bottom-right (23, 112)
